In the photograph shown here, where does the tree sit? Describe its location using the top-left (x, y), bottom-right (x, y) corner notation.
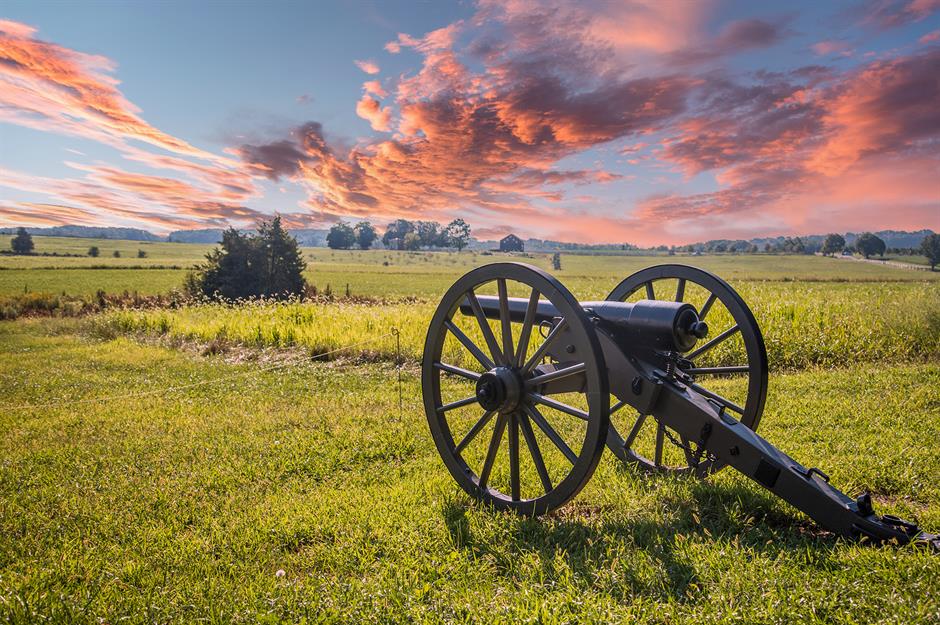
top-left (444, 218), bottom-right (471, 251)
top-left (88, 246), bottom-right (100, 257)
top-left (856, 232), bottom-right (886, 259)
top-left (137, 249), bottom-right (148, 258)
top-left (189, 217), bottom-right (306, 300)
top-left (326, 222), bottom-right (356, 249)
top-left (821, 233), bottom-right (845, 256)
top-left (113, 250), bottom-right (121, 258)
top-left (382, 219), bottom-right (414, 247)
top-left (921, 233), bottom-right (940, 270)
top-left (414, 221), bottom-right (441, 248)
top-left (257, 216), bottom-right (308, 296)
top-left (402, 232), bottom-right (422, 251)
top-left (10, 228), bottom-right (33, 254)
top-left (353, 221), bottom-right (377, 250)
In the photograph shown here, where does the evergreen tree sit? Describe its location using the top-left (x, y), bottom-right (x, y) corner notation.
top-left (257, 216), bottom-right (307, 296)
top-left (189, 217), bottom-right (306, 300)
top-left (10, 227), bottom-right (33, 254)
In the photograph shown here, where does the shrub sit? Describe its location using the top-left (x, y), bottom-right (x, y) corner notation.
top-left (11, 228), bottom-right (33, 254)
top-left (188, 216), bottom-right (307, 300)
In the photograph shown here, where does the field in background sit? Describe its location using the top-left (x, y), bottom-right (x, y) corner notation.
top-left (1, 237), bottom-right (939, 622)
top-left (1, 235), bottom-right (937, 298)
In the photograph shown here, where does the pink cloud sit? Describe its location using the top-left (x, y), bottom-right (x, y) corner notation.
top-left (920, 29), bottom-right (940, 42)
top-left (2, 8), bottom-right (938, 244)
top-left (355, 95), bottom-right (392, 131)
top-left (860, 0), bottom-right (940, 28)
top-left (362, 80), bottom-right (388, 97)
top-left (812, 40), bottom-right (853, 56)
top-left (354, 59), bottom-right (380, 74)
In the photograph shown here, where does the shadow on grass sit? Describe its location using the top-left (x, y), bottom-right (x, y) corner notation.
top-left (442, 475), bottom-right (840, 602)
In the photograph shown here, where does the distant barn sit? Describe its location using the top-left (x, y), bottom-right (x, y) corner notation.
top-left (499, 234), bottom-right (524, 253)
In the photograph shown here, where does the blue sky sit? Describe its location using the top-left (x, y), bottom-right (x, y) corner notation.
top-left (1, 1), bottom-right (938, 244)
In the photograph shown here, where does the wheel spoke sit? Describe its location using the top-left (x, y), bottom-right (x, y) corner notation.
top-left (686, 324), bottom-right (740, 361)
top-left (530, 393), bottom-right (589, 420)
top-left (611, 399), bottom-right (627, 415)
top-left (699, 292), bottom-right (718, 320)
top-left (497, 279), bottom-right (514, 364)
top-left (688, 382), bottom-right (745, 415)
top-left (675, 278), bottom-right (686, 302)
top-left (508, 414), bottom-right (520, 501)
top-left (623, 412), bottom-right (646, 449)
top-left (437, 395), bottom-right (479, 414)
top-left (645, 281), bottom-right (655, 300)
top-left (478, 413), bottom-right (508, 489)
top-left (445, 320), bottom-right (494, 370)
top-left (514, 288), bottom-right (540, 366)
top-left (434, 361), bottom-right (482, 381)
top-left (454, 410), bottom-right (496, 454)
top-left (524, 362), bottom-right (586, 388)
top-left (684, 365), bottom-right (750, 375)
top-left (654, 422), bottom-right (665, 467)
top-left (518, 411), bottom-right (553, 494)
top-left (466, 290), bottom-right (506, 365)
top-left (523, 403), bottom-right (578, 464)
top-left (522, 318), bottom-right (568, 373)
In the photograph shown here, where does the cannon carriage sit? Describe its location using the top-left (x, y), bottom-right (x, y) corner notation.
top-left (422, 262), bottom-right (938, 549)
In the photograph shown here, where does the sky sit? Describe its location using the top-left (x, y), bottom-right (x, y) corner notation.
top-left (0, 0), bottom-right (938, 245)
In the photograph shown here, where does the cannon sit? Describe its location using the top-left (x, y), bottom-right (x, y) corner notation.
top-left (422, 262), bottom-right (939, 549)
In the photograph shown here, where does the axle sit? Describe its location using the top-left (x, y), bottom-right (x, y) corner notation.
top-left (461, 295), bottom-right (708, 353)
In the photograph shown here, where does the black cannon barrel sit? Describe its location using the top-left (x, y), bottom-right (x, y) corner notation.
top-left (459, 296), bottom-right (708, 353)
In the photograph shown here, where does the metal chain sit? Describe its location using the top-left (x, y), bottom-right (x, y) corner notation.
top-left (656, 417), bottom-right (716, 468)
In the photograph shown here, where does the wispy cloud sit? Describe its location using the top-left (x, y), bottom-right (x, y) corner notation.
top-left (354, 59), bottom-right (380, 74)
top-left (1, 3), bottom-right (938, 243)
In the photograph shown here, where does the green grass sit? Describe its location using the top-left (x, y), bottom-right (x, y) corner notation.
top-left (102, 280), bottom-right (940, 370)
top-left (0, 319), bottom-right (937, 623)
top-left (0, 235), bottom-right (212, 267)
top-left (1, 237), bottom-right (937, 297)
top-left (0, 267), bottom-right (191, 296)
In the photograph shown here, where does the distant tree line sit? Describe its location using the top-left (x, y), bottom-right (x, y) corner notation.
top-left (669, 231), bottom-right (930, 260)
top-left (326, 218), bottom-right (471, 251)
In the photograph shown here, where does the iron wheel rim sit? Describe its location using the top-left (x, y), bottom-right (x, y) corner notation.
top-left (423, 262), bottom-right (609, 515)
top-left (605, 264), bottom-right (768, 475)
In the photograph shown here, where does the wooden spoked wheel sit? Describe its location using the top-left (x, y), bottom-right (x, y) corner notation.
top-left (604, 265), bottom-right (768, 476)
top-left (423, 263), bottom-right (609, 515)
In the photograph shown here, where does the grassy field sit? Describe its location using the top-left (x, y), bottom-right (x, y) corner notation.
top-left (0, 319), bottom-right (938, 623)
top-left (1, 242), bottom-right (939, 622)
top-left (0, 235), bottom-right (937, 298)
top-left (102, 280), bottom-right (940, 370)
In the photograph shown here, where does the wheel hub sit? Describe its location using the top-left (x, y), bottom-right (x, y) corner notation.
top-left (476, 367), bottom-right (523, 412)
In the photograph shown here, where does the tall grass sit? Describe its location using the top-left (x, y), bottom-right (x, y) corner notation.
top-left (101, 281), bottom-right (940, 370)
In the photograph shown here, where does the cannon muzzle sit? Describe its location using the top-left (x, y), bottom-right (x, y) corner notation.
top-left (459, 295), bottom-right (707, 353)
